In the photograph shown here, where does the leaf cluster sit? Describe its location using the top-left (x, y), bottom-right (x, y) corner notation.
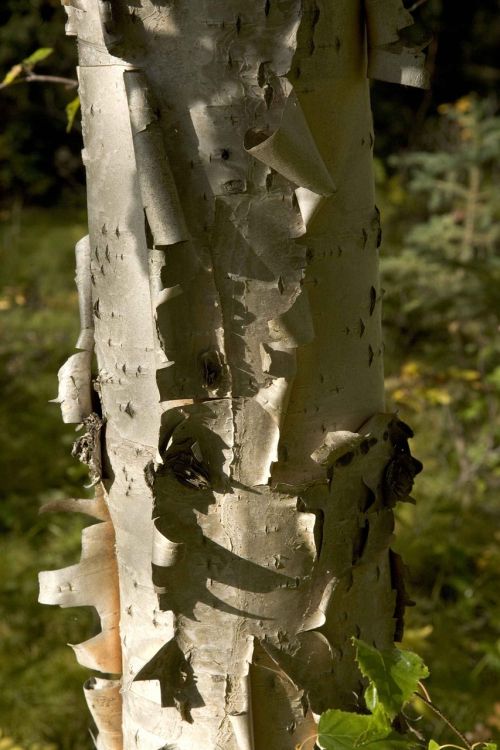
top-left (317, 640), bottom-right (496, 750)
top-left (317, 640), bottom-right (427, 750)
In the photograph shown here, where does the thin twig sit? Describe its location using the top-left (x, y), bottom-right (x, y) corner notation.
top-left (418, 680), bottom-right (432, 703)
top-left (408, 0), bottom-right (429, 11)
top-left (0, 73), bottom-right (77, 91)
top-left (415, 692), bottom-right (472, 750)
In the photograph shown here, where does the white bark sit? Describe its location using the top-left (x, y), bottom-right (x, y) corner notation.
top-left (40, 1), bottom-right (426, 748)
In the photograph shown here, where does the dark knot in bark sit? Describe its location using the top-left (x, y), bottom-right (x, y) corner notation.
top-left (71, 412), bottom-right (104, 486)
top-left (383, 449), bottom-right (423, 506)
top-left (159, 438), bottom-right (211, 490)
top-left (199, 350), bottom-right (224, 388)
top-left (382, 419), bottom-right (423, 505)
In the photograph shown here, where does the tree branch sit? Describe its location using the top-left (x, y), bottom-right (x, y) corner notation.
top-left (0, 73), bottom-right (78, 91)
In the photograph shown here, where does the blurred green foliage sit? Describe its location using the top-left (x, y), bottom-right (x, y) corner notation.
top-left (380, 96), bottom-right (500, 744)
top-left (0, 207), bottom-right (94, 749)
top-left (0, 0), bottom-right (82, 205)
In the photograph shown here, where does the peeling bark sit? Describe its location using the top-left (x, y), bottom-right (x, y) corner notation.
top-left (40, 1), bottom-right (427, 748)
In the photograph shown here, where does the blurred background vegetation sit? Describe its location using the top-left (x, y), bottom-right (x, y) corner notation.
top-left (0, 0), bottom-right (499, 748)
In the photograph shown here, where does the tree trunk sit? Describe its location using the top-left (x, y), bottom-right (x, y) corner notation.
top-left (39, 1), bottom-right (427, 748)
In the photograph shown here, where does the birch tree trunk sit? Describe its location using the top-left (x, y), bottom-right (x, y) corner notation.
top-left (39, 2), bottom-right (428, 748)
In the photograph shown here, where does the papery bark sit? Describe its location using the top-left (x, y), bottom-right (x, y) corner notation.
top-left (40, 1), bottom-right (426, 748)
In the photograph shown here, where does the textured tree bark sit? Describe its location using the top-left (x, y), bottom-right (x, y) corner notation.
top-left (40, 2), bottom-right (427, 748)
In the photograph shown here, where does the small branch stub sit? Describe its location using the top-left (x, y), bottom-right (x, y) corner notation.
top-left (72, 412), bottom-right (104, 486)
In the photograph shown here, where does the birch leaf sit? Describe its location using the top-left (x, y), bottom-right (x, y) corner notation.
top-left (317, 708), bottom-right (387, 749)
top-left (2, 63), bottom-right (23, 86)
top-left (66, 95), bottom-right (80, 132)
top-left (354, 638), bottom-right (429, 721)
top-left (317, 708), bottom-right (417, 750)
top-left (22, 46), bottom-right (54, 67)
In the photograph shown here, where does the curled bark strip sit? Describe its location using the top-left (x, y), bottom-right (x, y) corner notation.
top-left (124, 69), bottom-right (189, 246)
top-left (62, 0), bottom-right (120, 55)
top-left (365, 0), bottom-right (430, 88)
top-left (365, 0), bottom-right (414, 47)
top-left (53, 236), bottom-right (94, 424)
top-left (244, 86), bottom-right (336, 197)
top-left (61, 0), bottom-right (82, 37)
top-left (84, 677), bottom-right (123, 750)
top-left (368, 45), bottom-right (430, 88)
top-left (39, 485), bottom-right (121, 674)
top-left (294, 186), bottom-right (325, 228)
top-left (152, 519), bottom-right (185, 568)
top-left (54, 350), bottom-right (93, 424)
top-left (311, 430), bottom-right (366, 467)
top-left (39, 494), bottom-right (110, 522)
top-left (75, 235), bottom-right (94, 350)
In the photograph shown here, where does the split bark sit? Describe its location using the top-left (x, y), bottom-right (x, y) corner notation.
top-left (40, 1), bottom-right (427, 748)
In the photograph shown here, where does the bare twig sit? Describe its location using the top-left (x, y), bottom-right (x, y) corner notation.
top-left (417, 680), bottom-right (432, 703)
top-left (408, 0), bottom-right (429, 11)
top-left (415, 691), bottom-right (472, 750)
top-left (26, 73), bottom-right (78, 88)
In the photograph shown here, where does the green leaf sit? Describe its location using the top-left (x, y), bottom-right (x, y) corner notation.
top-left (317, 708), bottom-right (417, 750)
top-left (479, 745), bottom-right (497, 750)
top-left (22, 47), bottom-right (53, 67)
top-left (371, 742), bottom-right (419, 749)
top-left (65, 96), bottom-right (80, 133)
top-left (354, 639), bottom-right (429, 721)
top-left (2, 63), bottom-right (23, 86)
top-left (317, 709), bottom-right (389, 750)
top-left (428, 742), bottom-right (440, 750)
